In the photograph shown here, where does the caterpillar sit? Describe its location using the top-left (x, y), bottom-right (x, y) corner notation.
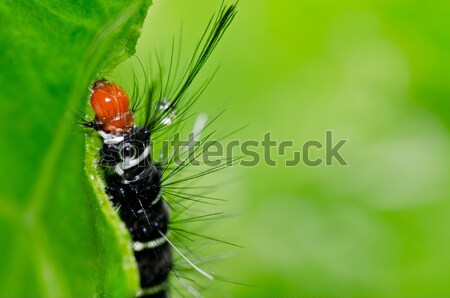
top-left (83, 3), bottom-right (237, 298)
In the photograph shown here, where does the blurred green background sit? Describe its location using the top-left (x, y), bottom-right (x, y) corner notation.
top-left (134, 0), bottom-right (450, 297)
top-left (1, 0), bottom-right (450, 297)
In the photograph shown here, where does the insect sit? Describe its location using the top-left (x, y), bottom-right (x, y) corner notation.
top-left (83, 3), bottom-right (237, 298)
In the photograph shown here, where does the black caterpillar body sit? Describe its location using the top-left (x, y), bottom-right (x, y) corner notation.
top-left (102, 128), bottom-right (169, 298)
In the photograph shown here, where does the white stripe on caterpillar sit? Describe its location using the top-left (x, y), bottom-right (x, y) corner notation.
top-left (115, 145), bottom-right (150, 175)
top-left (132, 233), bottom-right (169, 251)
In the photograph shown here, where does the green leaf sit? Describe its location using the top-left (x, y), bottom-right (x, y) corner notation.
top-left (0, 0), bottom-right (151, 297)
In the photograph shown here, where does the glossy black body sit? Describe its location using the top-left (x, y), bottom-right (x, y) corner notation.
top-left (101, 127), bottom-right (171, 296)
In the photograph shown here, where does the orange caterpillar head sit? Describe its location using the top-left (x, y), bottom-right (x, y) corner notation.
top-left (89, 79), bottom-right (134, 133)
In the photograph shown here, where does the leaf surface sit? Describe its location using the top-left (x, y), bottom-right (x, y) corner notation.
top-left (0, 0), bottom-right (152, 296)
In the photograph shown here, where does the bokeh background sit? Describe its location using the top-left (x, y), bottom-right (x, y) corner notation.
top-left (130, 0), bottom-right (450, 297)
top-left (1, 0), bottom-right (449, 297)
